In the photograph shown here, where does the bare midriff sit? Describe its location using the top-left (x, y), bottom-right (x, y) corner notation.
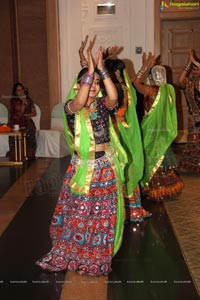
top-left (96, 142), bottom-right (109, 152)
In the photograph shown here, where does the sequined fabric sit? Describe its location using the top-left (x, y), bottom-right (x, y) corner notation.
top-left (36, 153), bottom-right (117, 276)
top-left (66, 97), bottom-right (110, 145)
top-left (142, 165), bottom-right (184, 202)
top-left (143, 85), bottom-right (159, 113)
top-left (180, 78), bottom-right (200, 174)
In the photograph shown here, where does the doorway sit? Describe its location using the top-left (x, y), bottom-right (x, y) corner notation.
top-left (161, 18), bottom-right (200, 141)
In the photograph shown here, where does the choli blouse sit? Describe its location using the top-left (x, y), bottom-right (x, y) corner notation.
top-left (65, 96), bottom-right (111, 145)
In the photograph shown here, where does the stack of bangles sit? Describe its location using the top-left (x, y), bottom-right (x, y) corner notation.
top-left (184, 62), bottom-right (191, 72)
top-left (99, 67), bottom-right (110, 80)
top-left (136, 68), bottom-right (146, 79)
top-left (81, 73), bottom-right (94, 86)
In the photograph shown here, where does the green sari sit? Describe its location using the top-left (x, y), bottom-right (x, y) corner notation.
top-left (140, 83), bottom-right (177, 188)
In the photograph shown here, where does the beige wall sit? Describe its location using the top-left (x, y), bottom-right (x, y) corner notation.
top-left (0, 0), bottom-right (155, 125)
top-left (58, 0), bottom-right (155, 102)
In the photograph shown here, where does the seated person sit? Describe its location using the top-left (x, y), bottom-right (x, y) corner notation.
top-left (7, 82), bottom-right (37, 159)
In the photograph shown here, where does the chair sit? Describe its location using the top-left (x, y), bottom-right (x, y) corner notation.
top-left (50, 103), bottom-right (64, 130)
top-left (36, 103), bottom-right (70, 158)
top-left (32, 103), bottom-right (41, 130)
top-left (0, 104), bottom-right (9, 156)
top-left (0, 103), bottom-right (8, 124)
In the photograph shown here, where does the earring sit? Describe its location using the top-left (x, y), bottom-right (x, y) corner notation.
top-left (97, 90), bottom-right (103, 97)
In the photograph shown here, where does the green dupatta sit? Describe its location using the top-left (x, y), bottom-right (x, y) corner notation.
top-left (63, 76), bottom-right (128, 255)
top-left (117, 70), bottom-right (144, 196)
top-left (140, 83), bottom-right (177, 187)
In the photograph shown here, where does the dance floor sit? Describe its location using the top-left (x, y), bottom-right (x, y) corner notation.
top-left (0, 151), bottom-right (199, 300)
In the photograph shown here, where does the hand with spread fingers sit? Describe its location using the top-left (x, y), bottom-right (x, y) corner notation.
top-left (79, 35), bottom-right (97, 68)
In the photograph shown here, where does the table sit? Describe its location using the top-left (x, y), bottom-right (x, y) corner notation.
top-left (0, 130), bottom-right (27, 166)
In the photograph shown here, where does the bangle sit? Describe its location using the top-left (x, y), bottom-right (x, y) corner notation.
top-left (98, 67), bottom-right (110, 80)
top-left (80, 60), bottom-right (88, 68)
top-left (81, 73), bottom-right (94, 85)
top-left (184, 63), bottom-right (191, 72)
top-left (86, 73), bottom-right (94, 78)
top-left (67, 101), bottom-right (76, 114)
top-left (136, 69), bottom-right (145, 79)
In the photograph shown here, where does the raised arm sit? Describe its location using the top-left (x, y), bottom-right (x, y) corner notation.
top-left (96, 46), bottom-right (118, 108)
top-left (67, 48), bottom-right (95, 113)
top-left (178, 49), bottom-right (193, 89)
top-left (133, 52), bottom-right (155, 95)
top-left (79, 35), bottom-right (97, 68)
top-left (79, 35), bottom-right (88, 68)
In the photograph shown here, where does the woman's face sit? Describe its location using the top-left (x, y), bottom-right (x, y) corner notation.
top-left (16, 85), bottom-right (26, 98)
top-left (88, 73), bottom-right (101, 98)
top-left (191, 67), bottom-right (200, 79)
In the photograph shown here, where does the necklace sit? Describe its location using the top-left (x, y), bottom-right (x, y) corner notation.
top-left (85, 98), bottom-right (97, 112)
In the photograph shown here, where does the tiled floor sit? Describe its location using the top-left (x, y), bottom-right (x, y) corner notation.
top-left (0, 150), bottom-right (199, 300)
top-left (0, 158), bottom-right (53, 235)
top-left (164, 173), bottom-right (200, 295)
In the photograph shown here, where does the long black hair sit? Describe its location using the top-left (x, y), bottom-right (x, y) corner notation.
top-left (105, 59), bottom-right (126, 82)
top-left (104, 59), bottom-right (126, 107)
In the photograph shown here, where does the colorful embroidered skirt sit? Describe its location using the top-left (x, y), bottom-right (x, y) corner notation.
top-left (180, 145), bottom-right (200, 173)
top-left (142, 166), bottom-right (184, 202)
top-left (36, 153), bottom-right (117, 276)
top-left (141, 147), bottom-right (184, 202)
top-left (180, 116), bottom-right (200, 174)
